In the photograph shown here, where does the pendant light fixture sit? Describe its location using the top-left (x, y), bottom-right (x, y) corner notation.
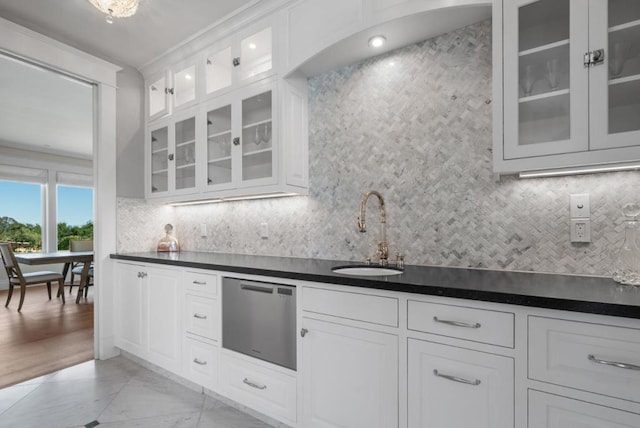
top-left (88, 0), bottom-right (139, 24)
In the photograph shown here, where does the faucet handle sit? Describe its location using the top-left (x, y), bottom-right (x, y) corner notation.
top-left (395, 253), bottom-right (405, 269)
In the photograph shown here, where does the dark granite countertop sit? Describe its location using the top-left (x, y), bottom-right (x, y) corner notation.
top-left (110, 251), bottom-right (640, 320)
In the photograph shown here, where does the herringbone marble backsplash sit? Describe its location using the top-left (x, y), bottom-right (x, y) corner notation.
top-left (117, 19), bottom-right (640, 276)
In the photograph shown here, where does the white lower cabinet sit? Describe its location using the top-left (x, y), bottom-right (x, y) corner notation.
top-left (113, 263), bottom-right (640, 428)
top-left (182, 336), bottom-right (218, 391)
top-left (114, 262), bottom-right (181, 373)
top-left (300, 316), bottom-right (398, 428)
top-left (529, 390), bottom-right (640, 428)
top-left (219, 350), bottom-right (297, 424)
top-left (407, 339), bottom-right (514, 428)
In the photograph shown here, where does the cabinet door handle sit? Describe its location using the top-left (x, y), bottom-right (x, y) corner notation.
top-left (433, 369), bottom-right (481, 386)
top-left (165, 87), bottom-right (174, 95)
top-left (168, 153), bottom-right (174, 161)
top-left (433, 316), bottom-right (481, 329)
top-left (588, 354), bottom-right (640, 371)
top-left (233, 137), bottom-right (240, 146)
top-left (193, 313), bottom-right (207, 320)
top-left (193, 358), bottom-right (208, 366)
top-left (137, 272), bottom-right (147, 278)
top-left (243, 378), bottom-right (267, 390)
top-left (192, 280), bottom-right (207, 285)
top-left (300, 328), bottom-right (308, 337)
top-left (233, 57), bottom-right (240, 67)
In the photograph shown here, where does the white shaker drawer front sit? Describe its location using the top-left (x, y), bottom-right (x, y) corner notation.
top-left (183, 337), bottom-right (218, 391)
top-left (529, 390), bottom-right (640, 428)
top-left (529, 316), bottom-right (640, 403)
top-left (184, 271), bottom-right (217, 296)
top-left (407, 300), bottom-right (514, 348)
top-left (185, 294), bottom-right (218, 340)
top-left (219, 351), bottom-right (296, 423)
top-left (302, 286), bottom-right (398, 327)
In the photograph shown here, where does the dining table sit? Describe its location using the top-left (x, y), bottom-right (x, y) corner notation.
top-left (14, 251), bottom-right (94, 304)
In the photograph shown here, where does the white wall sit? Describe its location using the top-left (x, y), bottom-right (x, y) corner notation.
top-left (116, 66), bottom-right (145, 199)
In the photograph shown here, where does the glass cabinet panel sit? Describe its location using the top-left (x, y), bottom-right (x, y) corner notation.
top-left (206, 105), bottom-right (232, 186)
top-left (241, 90), bottom-right (272, 181)
top-left (150, 126), bottom-right (169, 193)
top-left (173, 65), bottom-right (197, 109)
top-left (517, 0), bottom-right (571, 146)
top-left (206, 47), bottom-right (233, 95)
top-left (607, 0), bottom-right (640, 135)
top-left (240, 28), bottom-right (272, 81)
top-left (149, 76), bottom-right (168, 119)
top-left (174, 116), bottom-right (196, 191)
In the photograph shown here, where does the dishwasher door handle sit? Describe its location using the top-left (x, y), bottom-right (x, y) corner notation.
top-left (240, 284), bottom-right (274, 294)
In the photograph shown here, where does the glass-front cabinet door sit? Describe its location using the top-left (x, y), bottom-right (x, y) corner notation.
top-left (204, 26), bottom-right (273, 99)
top-left (174, 115), bottom-right (197, 192)
top-left (239, 85), bottom-right (275, 186)
top-left (172, 63), bottom-right (197, 110)
top-left (239, 27), bottom-right (273, 82)
top-left (150, 124), bottom-right (169, 195)
top-left (147, 110), bottom-right (198, 198)
top-left (590, 0), bottom-right (640, 149)
top-left (148, 73), bottom-right (169, 121)
top-left (205, 100), bottom-right (233, 190)
top-left (503, 0), bottom-right (588, 159)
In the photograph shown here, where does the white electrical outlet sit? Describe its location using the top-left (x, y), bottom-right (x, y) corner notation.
top-left (570, 219), bottom-right (591, 243)
top-left (260, 222), bottom-right (269, 239)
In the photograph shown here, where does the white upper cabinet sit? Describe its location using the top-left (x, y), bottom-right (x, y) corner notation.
top-left (146, 108), bottom-right (199, 198)
top-left (203, 79), bottom-right (277, 193)
top-left (495, 0), bottom-right (640, 174)
top-left (204, 24), bottom-right (274, 99)
top-left (147, 57), bottom-right (199, 122)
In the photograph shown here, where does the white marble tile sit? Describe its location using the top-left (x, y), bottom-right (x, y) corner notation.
top-left (0, 377), bottom-right (127, 427)
top-left (0, 383), bottom-right (39, 415)
top-left (97, 370), bottom-right (205, 423)
top-left (92, 411), bottom-right (200, 428)
top-left (198, 396), bottom-right (272, 428)
top-left (45, 357), bottom-right (142, 384)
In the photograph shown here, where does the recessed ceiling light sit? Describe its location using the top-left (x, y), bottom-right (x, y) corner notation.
top-left (368, 35), bottom-right (387, 48)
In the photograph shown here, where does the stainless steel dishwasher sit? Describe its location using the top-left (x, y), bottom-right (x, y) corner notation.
top-left (222, 277), bottom-right (296, 370)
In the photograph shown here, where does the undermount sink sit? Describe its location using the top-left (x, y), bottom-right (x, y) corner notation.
top-left (331, 265), bottom-right (404, 277)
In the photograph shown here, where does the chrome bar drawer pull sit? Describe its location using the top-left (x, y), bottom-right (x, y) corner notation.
top-left (193, 358), bottom-right (207, 366)
top-left (243, 378), bottom-right (267, 390)
top-left (433, 369), bottom-right (481, 386)
top-left (433, 316), bottom-right (481, 329)
top-left (192, 280), bottom-right (207, 285)
top-left (588, 354), bottom-right (640, 371)
top-left (193, 313), bottom-right (207, 320)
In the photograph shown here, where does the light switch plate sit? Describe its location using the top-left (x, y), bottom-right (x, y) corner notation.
top-left (260, 222), bottom-right (268, 239)
top-left (570, 194), bottom-right (590, 218)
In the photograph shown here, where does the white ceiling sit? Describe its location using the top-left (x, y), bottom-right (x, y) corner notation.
top-left (0, 0), bottom-right (256, 69)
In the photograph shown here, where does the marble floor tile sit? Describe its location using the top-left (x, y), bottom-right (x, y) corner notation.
top-left (0, 377), bottom-right (127, 427)
top-left (0, 356), bottom-right (279, 428)
top-left (0, 383), bottom-right (39, 414)
top-left (198, 396), bottom-right (272, 428)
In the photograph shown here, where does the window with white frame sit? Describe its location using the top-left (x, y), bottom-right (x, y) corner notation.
top-left (0, 164), bottom-right (93, 252)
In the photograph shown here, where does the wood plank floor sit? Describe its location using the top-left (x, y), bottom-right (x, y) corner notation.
top-left (0, 284), bottom-right (93, 389)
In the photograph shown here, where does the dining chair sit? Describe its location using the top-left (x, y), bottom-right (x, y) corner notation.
top-left (69, 239), bottom-right (93, 295)
top-left (0, 242), bottom-right (65, 312)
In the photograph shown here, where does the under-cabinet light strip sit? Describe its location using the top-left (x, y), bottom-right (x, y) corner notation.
top-left (519, 163), bottom-right (640, 178)
top-left (169, 192), bottom-right (300, 206)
